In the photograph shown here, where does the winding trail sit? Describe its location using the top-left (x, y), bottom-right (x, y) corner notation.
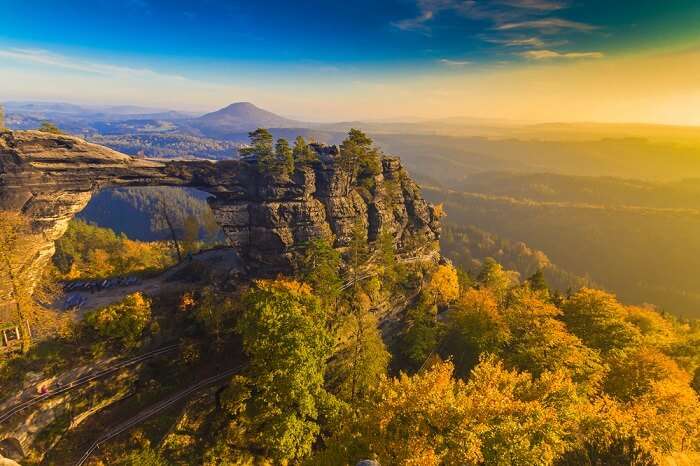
top-left (75, 366), bottom-right (242, 466)
top-left (0, 344), bottom-right (178, 425)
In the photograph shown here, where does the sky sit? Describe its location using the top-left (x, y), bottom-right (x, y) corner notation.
top-left (0, 0), bottom-right (699, 124)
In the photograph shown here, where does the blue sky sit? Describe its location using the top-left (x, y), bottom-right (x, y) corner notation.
top-left (1, 1), bottom-right (699, 122)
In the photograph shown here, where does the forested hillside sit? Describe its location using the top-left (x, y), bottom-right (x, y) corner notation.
top-left (425, 184), bottom-right (700, 317)
top-left (440, 224), bottom-right (592, 293)
top-left (79, 187), bottom-right (220, 241)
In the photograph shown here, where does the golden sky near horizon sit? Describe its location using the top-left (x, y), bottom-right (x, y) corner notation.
top-left (1, 45), bottom-right (699, 125)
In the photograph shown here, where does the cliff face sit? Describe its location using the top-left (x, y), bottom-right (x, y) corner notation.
top-left (0, 130), bottom-right (440, 291)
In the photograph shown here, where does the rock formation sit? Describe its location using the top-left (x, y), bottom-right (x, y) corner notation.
top-left (0, 129), bottom-right (441, 296)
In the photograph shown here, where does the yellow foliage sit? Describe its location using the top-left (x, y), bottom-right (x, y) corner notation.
top-left (625, 305), bottom-right (678, 347)
top-left (179, 292), bottom-right (195, 311)
top-left (253, 277), bottom-right (313, 297)
top-left (605, 346), bottom-right (691, 401)
top-left (432, 203), bottom-right (445, 218)
top-left (424, 264), bottom-right (460, 306)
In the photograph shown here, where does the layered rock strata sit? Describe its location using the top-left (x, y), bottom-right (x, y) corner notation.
top-left (0, 130), bottom-right (440, 292)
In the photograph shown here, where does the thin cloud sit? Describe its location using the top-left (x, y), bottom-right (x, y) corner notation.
top-left (496, 18), bottom-right (598, 33)
top-left (520, 49), bottom-right (604, 59)
top-left (392, 10), bottom-right (434, 32)
top-left (393, 0), bottom-right (571, 34)
top-left (438, 59), bottom-right (472, 66)
top-left (486, 37), bottom-right (546, 47)
top-left (497, 0), bottom-right (567, 11)
top-left (0, 48), bottom-right (186, 80)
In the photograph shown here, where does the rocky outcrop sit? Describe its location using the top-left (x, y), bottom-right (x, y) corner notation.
top-left (0, 130), bottom-right (440, 293)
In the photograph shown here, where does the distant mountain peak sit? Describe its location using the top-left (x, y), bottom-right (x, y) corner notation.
top-left (191, 102), bottom-right (304, 135)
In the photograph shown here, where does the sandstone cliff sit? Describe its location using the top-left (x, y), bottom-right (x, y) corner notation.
top-left (0, 130), bottom-right (440, 294)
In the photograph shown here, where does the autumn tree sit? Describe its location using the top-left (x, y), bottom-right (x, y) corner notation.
top-left (313, 358), bottom-right (584, 466)
top-left (228, 279), bottom-right (338, 462)
top-left (603, 346), bottom-right (691, 401)
top-left (563, 288), bottom-right (642, 354)
top-left (503, 287), bottom-right (605, 391)
top-left (84, 292), bottom-right (152, 349)
top-left (423, 263), bottom-right (460, 308)
top-left (0, 211), bottom-right (42, 352)
top-left (443, 288), bottom-right (510, 375)
top-left (54, 220), bottom-right (173, 280)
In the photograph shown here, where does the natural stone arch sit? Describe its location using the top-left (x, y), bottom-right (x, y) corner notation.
top-left (0, 130), bottom-right (441, 304)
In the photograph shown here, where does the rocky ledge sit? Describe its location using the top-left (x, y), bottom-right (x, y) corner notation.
top-left (0, 130), bottom-right (441, 293)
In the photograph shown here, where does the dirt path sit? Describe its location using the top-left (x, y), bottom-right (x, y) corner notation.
top-left (62, 248), bottom-right (242, 315)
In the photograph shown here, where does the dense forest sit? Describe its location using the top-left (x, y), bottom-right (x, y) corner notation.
top-left (79, 187), bottom-right (221, 242)
top-left (2, 127), bottom-right (700, 465)
top-left (89, 134), bottom-right (241, 159)
top-left (8, 221), bottom-right (700, 464)
top-left (440, 224), bottom-right (591, 293)
top-left (425, 181), bottom-right (700, 318)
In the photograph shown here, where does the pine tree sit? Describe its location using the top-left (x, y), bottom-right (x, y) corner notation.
top-left (240, 128), bottom-right (275, 173)
top-left (293, 136), bottom-right (318, 163)
top-left (275, 138), bottom-right (294, 175)
top-left (527, 268), bottom-right (548, 293)
top-left (338, 129), bottom-right (382, 183)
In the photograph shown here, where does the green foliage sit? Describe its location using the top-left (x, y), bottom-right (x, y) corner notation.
top-left (192, 286), bottom-right (236, 343)
top-left (38, 120), bottom-right (63, 134)
top-left (347, 217), bottom-right (369, 285)
top-left (241, 128), bottom-right (295, 176)
top-left (116, 446), bottom-right (168, 466)
top-left (338, 128), bottom-right (382, 185)
top-left (229, 279), bottom-right (336, 462)
top-left (401, 300), bottom-right (440, 366)
top-left (275, 137), bottom-right (295, 174)
top-left (328, 308), bottom-right (390, 402)
top-left (84, 292), bottom-right (152, 349)
top-left (476, 257), bottom-right (514, 305)
top-left (527, 268), bottom-right (548, 293)
top-left (440, 224), bottom-right (588, 294)
top-left (377, 227), bottom-right (403, 289)
top-left (299, 238), bottom-right (342, 307)
top-left (293, 135), bottom-right (318, 163)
